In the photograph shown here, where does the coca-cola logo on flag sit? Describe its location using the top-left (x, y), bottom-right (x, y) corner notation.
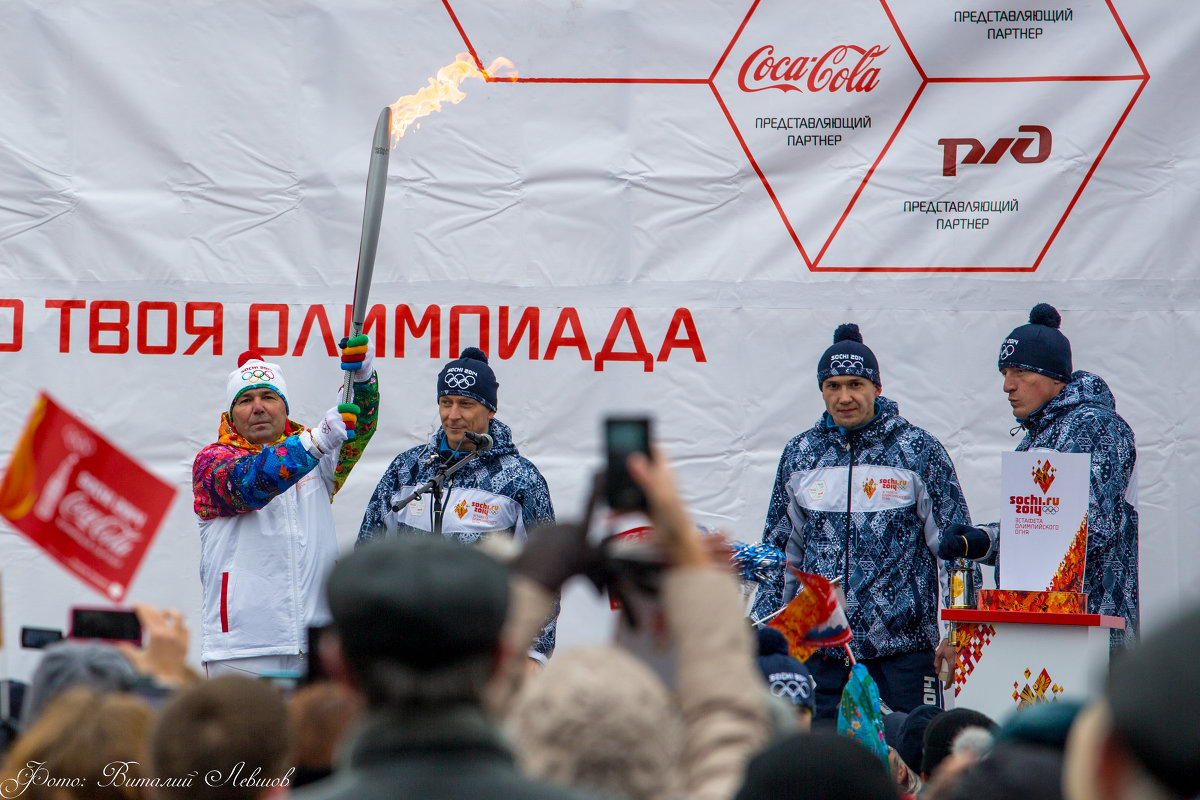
top-left (0, 393), bottom-right (175, 601)
top-left (737, 44), bottom-right (888, 94)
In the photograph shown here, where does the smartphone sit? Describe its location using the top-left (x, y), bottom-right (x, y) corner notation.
top-left (69, 607), bottom-right (142, 645)
top-left (0, 680), bottom-right (27, 724)
top-left (304, 625), bottom-right (332, 685)
top-left (604, 417), bottom-right (651, 511)
top-left (20, 627), bottom-right (64, 649)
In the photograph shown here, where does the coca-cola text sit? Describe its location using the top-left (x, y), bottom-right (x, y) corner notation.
top-left (738, 44), bottom-right (888, 94)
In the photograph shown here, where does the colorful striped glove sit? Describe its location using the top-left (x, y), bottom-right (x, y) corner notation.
top-left (339, 335), bottom-right (374, 382)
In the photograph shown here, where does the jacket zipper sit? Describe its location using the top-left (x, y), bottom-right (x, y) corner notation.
top-left (844, 435), bottom-right (855, 666)
top-left (845, 436), bottom-right (855, 588)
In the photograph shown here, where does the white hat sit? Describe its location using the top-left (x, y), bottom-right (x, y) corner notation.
top-left (226, 351), bottom-right (289, 412)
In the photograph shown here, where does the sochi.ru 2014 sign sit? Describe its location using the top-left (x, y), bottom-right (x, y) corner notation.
top-left (0, 393), bottom-right (176, 601)
top-left (999, 450), bottom-right (1089, 593)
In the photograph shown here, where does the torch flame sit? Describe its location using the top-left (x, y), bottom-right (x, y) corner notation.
top-left (389, 52), bottom-right (517, 146)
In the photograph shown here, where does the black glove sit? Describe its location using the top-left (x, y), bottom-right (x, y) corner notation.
top-left (937, 524), bottom-right (990, 560)
top-left (510, 522), bottom-right (603, 594)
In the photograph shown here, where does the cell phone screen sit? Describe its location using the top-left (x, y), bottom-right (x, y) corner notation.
top-left (605, 417), bottom-right (651, 511)
top-left (20, 627), bottom-right (64, 649)
top-left (304, 625), bottom-right (332, 685)
top-left (69, 608), bottom-right (142, 644)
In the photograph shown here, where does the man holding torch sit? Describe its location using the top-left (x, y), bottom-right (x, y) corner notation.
top-left (192, 338), bottom-right (379, 677)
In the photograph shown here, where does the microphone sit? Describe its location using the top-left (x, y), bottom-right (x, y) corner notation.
top-left (463, 430), bottom-right (493, 451)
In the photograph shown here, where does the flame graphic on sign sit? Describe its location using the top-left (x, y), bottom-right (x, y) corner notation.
top-left (454, 499), bottom-right (470, 519)
top-left (1013, 667), bottom-right (1063, 709)
top-left (389, 52), bottom-right (517, 145)
top-left (0, 396), bottom-right (47, 521)
top-left (1032, 459), bottom-right (1056, 494)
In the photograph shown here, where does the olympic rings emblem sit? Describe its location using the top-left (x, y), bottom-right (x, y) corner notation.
top-left (999, 343), bottom-right (1016, 360)
top-left (829, 360), bottom-right (865, 373)
top-left (770, 678), bottom-right (813, 702)
top-left (241, 367), bottom-right (275, 382)
top-left (443, 373), bottom-right (476, 389)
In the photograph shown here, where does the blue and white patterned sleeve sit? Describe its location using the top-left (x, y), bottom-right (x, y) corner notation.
top-left (752, 443), bottom-right (797, 622)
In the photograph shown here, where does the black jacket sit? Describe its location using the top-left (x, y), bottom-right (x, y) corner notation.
top-left (291, 705), bottom-right (608, 800)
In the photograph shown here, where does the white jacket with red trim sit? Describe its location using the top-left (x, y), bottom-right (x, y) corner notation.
top-left (197, 447), bottom-right (340, 663)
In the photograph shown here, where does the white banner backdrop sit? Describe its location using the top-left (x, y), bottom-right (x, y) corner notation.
top-left (1, 0), bottom-right (1197, 678)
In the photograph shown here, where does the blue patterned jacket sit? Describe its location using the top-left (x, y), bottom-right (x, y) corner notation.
top-left (753, 397), bottom-right (971, 660)
top-left (984, 371), bottom-right (1138, 648)
top-left (357, 418), bottom-right (557, 660)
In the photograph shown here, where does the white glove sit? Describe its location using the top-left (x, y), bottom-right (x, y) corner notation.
top-left (307, 405), bottom-right (354, 456)
top-left (340, 335), bottom-right (374, 383)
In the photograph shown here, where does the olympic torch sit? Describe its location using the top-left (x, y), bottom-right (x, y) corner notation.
top-left (342, 106), bottom-right (392, 404)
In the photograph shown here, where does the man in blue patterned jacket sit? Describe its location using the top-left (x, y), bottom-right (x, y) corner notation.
top-left (753, 323), bottom-right (971, 720)
top-left (357, 347), bottom-right (557, 662)
top-left (938, 304), bottom-right (1138, 650)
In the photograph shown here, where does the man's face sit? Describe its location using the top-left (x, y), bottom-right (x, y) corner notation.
top-left (439, 395), bottom-right (495, 450)
top-left (1001, 367), bottom-right (1065, 420)
top-left (821, 375), bottom-right (881, 430)
top-left (230, 387), bottom-right (287, 445)
top-left (1063, 702), bottom-right (1114, 800)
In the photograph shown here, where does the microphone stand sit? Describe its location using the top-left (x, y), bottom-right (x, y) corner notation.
top-left (390, 448), bottom-right (486, 536)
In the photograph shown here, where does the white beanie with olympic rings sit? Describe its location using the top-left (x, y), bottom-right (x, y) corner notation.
top-left (226, 351), bottom-right (290, 413)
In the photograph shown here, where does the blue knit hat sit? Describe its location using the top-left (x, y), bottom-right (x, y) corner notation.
top-left (817, 323), bottom-right (880, 387)
top-left (755, 627), bottom-right (816, 711)
top-left (997, 303), bottom-right (1072, 383)
top-left (437, 347), bottom-right (498, 411)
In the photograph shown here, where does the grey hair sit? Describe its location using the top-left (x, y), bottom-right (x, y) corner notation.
top-left (507, 646), bottom-right (684, 800)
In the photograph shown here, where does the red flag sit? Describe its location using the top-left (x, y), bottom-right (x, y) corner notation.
top-left (0, 393), bottom-right (176, 601)
top-left (769, 570), bottom-right (853, 660)
top-left (606, 525), bottom-right (655, 611)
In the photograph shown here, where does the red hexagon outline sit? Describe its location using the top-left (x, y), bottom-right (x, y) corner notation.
top-left (441, 0), bottom-right (1149, 273)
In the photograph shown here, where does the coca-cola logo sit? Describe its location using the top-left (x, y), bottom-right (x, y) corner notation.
top-left (59, 491), bottom-right (142, 560)
top-left (738, 44), bottom-right (888, 94)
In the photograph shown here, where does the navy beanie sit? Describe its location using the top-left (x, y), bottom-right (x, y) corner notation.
top-left (921, 707), bottom-right (997, 776)
top-left (897, 704), bottom-right (941, 777)
top-left (736, 733), bottom-right (898, 800)
top-left (817, 323), bottom-right (880, 387)
top-left (754, 627), bottom-right (816, 711)
top-left (437, 347), bottom-right (498, 411)
top-left (997, 303), bottom-right (1072, 383)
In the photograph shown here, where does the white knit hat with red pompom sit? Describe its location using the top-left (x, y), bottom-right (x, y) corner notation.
top-left (226, 350), bottom-right (290, 413)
